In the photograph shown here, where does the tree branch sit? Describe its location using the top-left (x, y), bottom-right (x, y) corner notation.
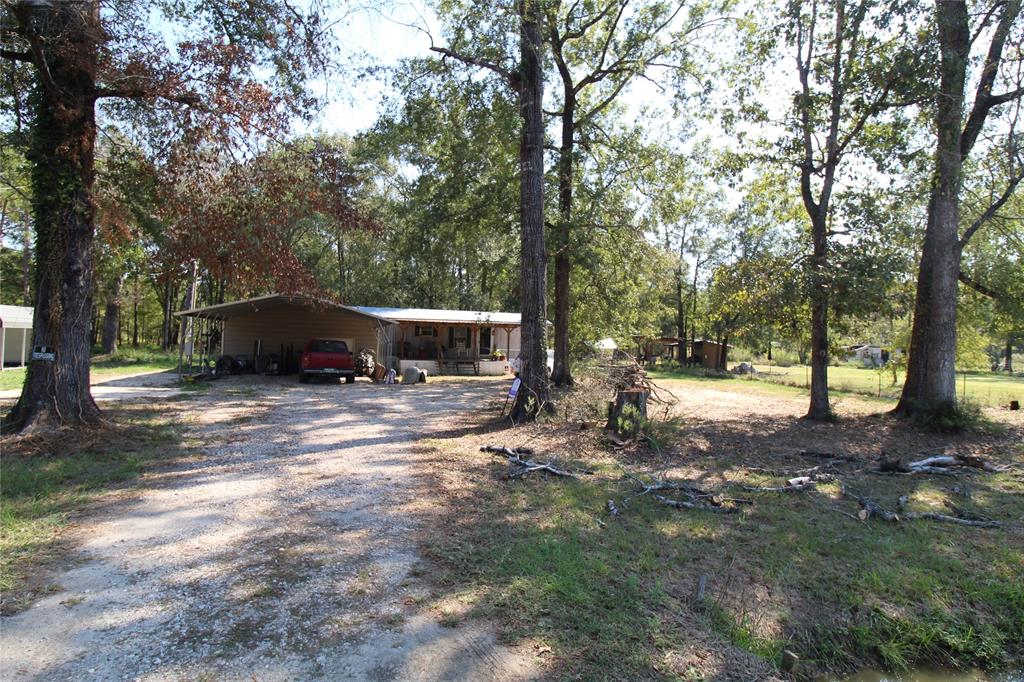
top-left (958, 270), bottom-right (1005, 300)
top-left (960, 167), bottom-right (1024, 246)
top-left (429, 46), bottom-right (516, 86)
top-left (0, 49), bottom-right (32, 62)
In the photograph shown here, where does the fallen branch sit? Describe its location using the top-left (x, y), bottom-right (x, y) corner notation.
top-left (902, 511), bottom-right (1001, 528)
top-left (616, 470), bottom-right (748, 514)
top-left (840, 484), bottom-right (899, 522)
top-left (842, 484), bottom-right (1003, 528)
top-left (878, 452), bottom-right (1003, 476)
top-left (654, 494), bottom-right (739, 513)
top-left (738, 473), bottom-right (834, 493)
top-left (481, 445), bottom-right (581, 478)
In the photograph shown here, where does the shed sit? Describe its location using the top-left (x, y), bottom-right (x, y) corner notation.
top-left (0, 304), bottom-right (32, 369)
top-left (691, 339), bottom-right (732, 370)
top-left (176, 295), bottom-right (396, 373)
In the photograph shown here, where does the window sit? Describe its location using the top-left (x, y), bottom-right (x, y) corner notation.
top-left (415, 325), bottom-right (437, 337)
top-left (309, 340), bottom-right (349, 353)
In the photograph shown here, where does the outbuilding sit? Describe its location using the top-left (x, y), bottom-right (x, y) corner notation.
top-left (0, 304), bottom-right (32, 369)
top-left (176, 295), bottom-right (395, 375)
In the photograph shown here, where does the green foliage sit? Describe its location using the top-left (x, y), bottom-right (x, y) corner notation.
top-left (911, 399), bottom-right (988, 433)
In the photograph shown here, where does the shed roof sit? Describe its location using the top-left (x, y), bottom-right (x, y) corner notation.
top-left (176, 294), bottom-right (396, 323)
top-left (0, 305), bottom-right (33, 329)
top-left (351, 306), bottom-right (521, 326)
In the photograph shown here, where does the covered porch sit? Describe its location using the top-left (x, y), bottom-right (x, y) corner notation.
top-left (351, 307), bottom-right (522, 376)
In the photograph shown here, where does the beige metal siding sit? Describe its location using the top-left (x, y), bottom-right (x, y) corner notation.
top-left (222, 307), bottom-right (384, 359)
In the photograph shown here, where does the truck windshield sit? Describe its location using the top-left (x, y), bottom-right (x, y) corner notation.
top-left (309, 340), bottom-right (349, 353)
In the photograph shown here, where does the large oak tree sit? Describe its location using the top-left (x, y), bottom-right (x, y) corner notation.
top-left (1, 0), bottom-right (334, 431)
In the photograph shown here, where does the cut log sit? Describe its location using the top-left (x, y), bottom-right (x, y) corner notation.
top-left (606, 389), bottom-right (649, 438)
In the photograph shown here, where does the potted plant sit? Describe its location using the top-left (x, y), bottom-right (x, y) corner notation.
top-left (491, 348), bottom-right (507, 361)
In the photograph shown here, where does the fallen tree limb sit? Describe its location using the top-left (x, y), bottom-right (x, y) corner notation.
top-left (840, 484), bottom-right (900, 522)
top-left (902, 511), bottom-right (1001, 528)
top-left (737, 473), bottom-right (834, 493)
top-left (878, 453), bottom-right (1003, 476)
top-left (481, 445), bottom-right (581, 478)
top-left (653, 494), bottom-right (739, 513)
top-left (841, 484), bottom-right (1003, 527)
top-left (615, 471), bottom-right (748, 514)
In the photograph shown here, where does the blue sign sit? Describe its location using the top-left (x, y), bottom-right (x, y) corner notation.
top-left (508, 377), bottom-right (522, 398)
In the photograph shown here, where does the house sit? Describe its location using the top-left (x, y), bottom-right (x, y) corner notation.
top-left (846, 344), bottom-right (885, 367)
top-left (176, 294), bottom-right (522, 377)
top-left (0, 305), bottom-right (32, 369)
top-left (352, 306), bottom-right (521, 376)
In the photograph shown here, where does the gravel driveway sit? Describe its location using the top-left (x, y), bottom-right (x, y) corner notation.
top-left (1, 377), bottom-right (537, 681)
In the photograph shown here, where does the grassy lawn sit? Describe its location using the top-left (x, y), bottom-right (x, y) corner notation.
top-left (418, 409), bottom-right (1024, 678)
top-left (0, 402), bottom-right (184, 614)
top-left (0, 347), bottom-right (177, 391)
top-left (650, 364), bottom-right (1023, 408)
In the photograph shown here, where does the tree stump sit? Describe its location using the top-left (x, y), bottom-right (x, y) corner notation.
top-left (606, 389), bottom-right (649, 438)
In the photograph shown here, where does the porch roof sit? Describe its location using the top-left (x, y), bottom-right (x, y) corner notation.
top-left (350, 306), bottom-right (521, 327)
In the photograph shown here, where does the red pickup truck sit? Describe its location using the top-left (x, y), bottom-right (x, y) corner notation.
top-left (299, 339), bottom-right (356, 383)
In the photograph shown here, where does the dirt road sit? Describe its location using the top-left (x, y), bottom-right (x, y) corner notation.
top-left (1, 378), bottom-right (537, 681)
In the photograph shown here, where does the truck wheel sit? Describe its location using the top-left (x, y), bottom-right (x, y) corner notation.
top-left (345, 375), bottom-right (355, 384)
top-left (299, 371), bottom-right (308, 384)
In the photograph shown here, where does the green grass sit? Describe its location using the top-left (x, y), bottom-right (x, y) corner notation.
top-left (0, 404), bottom-right (183, 613)
top-left (421, 437), bottom-right (1024, 678)
top-left (0, 346), bottom-right (177, 391)
top-left (649, 364), bottom-right (1022, 408)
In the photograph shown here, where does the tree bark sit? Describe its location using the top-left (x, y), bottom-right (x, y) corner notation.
top-left (511, 0), bottom-right (550, 422)
top-left (550, 85), bottom-right (574, 386)
top-left (5, 0), bottom-right (101, 431)
top-left (895, 0), bottom-right (970, 415)
top-left (1005, 334), bottom-right (1014, 372)
top-left (131, 271), bottom-right (139, 348)
top-left (101, 274), bottom-right (123, 354)
top-left (807, 212), bottom-right (831, 419)
top-left (21, 213), bottom-right (31, 306)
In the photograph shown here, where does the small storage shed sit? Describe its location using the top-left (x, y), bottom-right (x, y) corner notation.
top-left (0, 304), bottom-right (32, 369)
top-left (692, 339), bottom-right (731, 369)
top-left (176, 295), bottom-right (396, 371)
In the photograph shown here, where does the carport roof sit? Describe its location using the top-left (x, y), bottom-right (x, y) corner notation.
top-left (176, 294), bottom-right (397, 323)
top-left (0, 305), bottom-right (33, 329)
top-left (350, 306), bottom-right (521, 326)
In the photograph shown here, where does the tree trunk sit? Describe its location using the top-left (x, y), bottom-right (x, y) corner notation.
top-left (159, 278), bottom-right (174, 349)
top-left (895, 0), bottom-right (970, 416)
top-left (1005, 334), bottom-right (1014, 372)
top-left (21, 214), bottom-right (31, 306)
top-left (807, 213), bottom-right (831, 419)
top-left (131, 271), bottom-right (139, 348)
top-left (336, 224), bottom-right (346, 301)
top-left (511, 0), bottom-right (550, 423)
top-left (5, 1), bottom-right (101, 432)
top-left (101, 274), bottom-right (123, 354)
top-left (551, 86), bottom-right (574, 386)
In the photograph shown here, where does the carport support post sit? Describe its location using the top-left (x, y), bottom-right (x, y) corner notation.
top-left (1, 327), bottom-right (5, 371)
top-left (21, 327), bottom-right (27, 366)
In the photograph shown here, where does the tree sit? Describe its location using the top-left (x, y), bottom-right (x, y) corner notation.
top-left (897, 0), bottom-right (1023, 415)
top-left (544, 0), bottom-right (698, 385)
top-left (1, 0), bottom-right (332, 431)
top-left (776, 0), bottom-right (923, 418)
top-left (428, 0), bottom-right (550, 420)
